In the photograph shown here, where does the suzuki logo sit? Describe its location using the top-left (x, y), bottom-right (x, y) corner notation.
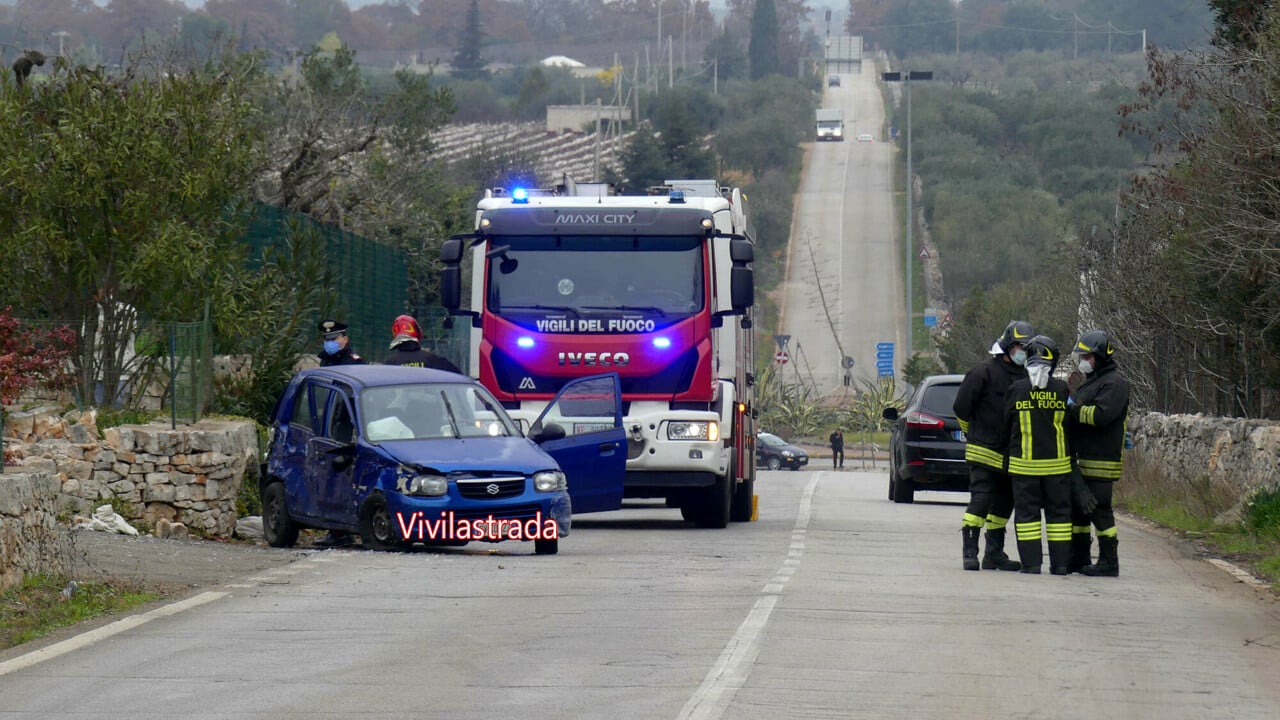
top-left (557, 351), bottom-right (631, 367)
top-left (518, 377), bottom-right (536, 390)
top-left (486, 483), bottom-right (500, 495)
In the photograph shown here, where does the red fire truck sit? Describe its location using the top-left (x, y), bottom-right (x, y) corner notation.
top-left (440, 179), bottom-right (756, 527)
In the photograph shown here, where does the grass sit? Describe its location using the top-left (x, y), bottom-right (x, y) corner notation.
top-left (1116, 450), bottom-right (1280, 588)
top-left (0, 575), bottom-right (161, 650)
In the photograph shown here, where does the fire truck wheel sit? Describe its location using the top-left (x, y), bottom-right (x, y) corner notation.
top-left (695, 473), bottom-right (732, 528)
top-left (730, 466), bottom-right (754, 523)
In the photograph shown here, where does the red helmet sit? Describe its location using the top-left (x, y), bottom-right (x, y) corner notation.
top-left (390, 314), bottom-right (422, 342)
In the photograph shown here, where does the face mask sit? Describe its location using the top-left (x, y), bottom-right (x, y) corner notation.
top-left (1011, 349), bottom-right (1027, 366)
top-left (323, 340), bottom-right (341, 355)
top-left (1028, 364), bottom-right (1051, 389)
top-left (1078, 358), bottom-right (1094, 375)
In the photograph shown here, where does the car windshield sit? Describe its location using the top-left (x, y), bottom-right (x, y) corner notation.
top-left (920, 384), bottom-right (960, 418)
top-left (360, 383), bottom-right (520, 441)
top-left (818, 121), bottom-right (842, 128)
top-left (486, 235), bottom-right (705, 328)
top-left (758, 432), bottom-right (786, 447)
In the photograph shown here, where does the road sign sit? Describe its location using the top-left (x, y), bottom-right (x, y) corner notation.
top-left (875, 349), bottom-right (895, 361)
top-left (775, 351), bottom-right (789, 365)
top-left (876, 358), bottom-right (894, 369)
top-left (917, 246), bottom-right (931, 260)
top-left (877, 367), bottom-right (894, 378)
top-left (924, 315), bottom-right (937, 328)
top-left (876, 342), bottom-right (894, 352)
top-left (774, 334), bottom-right (791, 349)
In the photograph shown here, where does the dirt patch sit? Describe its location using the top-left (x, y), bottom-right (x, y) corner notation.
top-left (62, 529), bottom-right (311, 594)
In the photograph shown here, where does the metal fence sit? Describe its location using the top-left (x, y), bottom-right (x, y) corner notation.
top-left (12, 313), bottom-right (212, 425)
top-left (240, 204), bottom-right (409, 364)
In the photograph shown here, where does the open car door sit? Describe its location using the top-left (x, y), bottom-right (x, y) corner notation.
top-left (530, 373), bottom-right (626, 514)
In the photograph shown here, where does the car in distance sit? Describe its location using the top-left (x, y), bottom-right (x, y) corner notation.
top-left (261, 365), bottom-right (626, 554)
top-left (756, 431), bottom-right (809, 471)
top-left (828, 75), bottom-right (841, 87)
top-left (856, 133), bottom-right (875, 143)
top-left (882, 374), bottom-right (968, 503)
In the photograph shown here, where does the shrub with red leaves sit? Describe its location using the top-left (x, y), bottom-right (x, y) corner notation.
top-left (0, 308), bottom-right (76, 406)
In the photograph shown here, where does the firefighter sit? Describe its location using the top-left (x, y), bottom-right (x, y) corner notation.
top-left (1000, 335), bottom-right (1075, 575)
top-left (1068, 329), bottom-right (1130, 577)
top-left (383, 314), bottom-right (462, 373)
top-left (953, 320), bottom-right (1033, 571)
top-left (317, 320), bottom-right (365, 366)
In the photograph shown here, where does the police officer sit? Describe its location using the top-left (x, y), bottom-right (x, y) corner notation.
top-left (315, 319), bottom-right (363, 548)
top-left (383, 314), bottom-right (461, 373)
top-left (1068, 329), bottom-right (1130, 577)
top-left (317, 320), bottom-right (365, 366)
top-left (953, 320), bottom-right (1033, 571)
top-left (1000, 335), bottom-right (1075, 575)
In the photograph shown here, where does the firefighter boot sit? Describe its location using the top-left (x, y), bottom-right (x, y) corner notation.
top-left (962, 526), bottom-right (981, 571)
top-left (1068, 533), bottom-right (1092, 574)
top-left (1049, 541), bottom-right (1072, 575)
top-left (1017, 540), bottom-right (1042, 574)
top-left (1081, 536), bottom-right (1120, 577)
top-left (981, 528), bottom-right (1022, 571)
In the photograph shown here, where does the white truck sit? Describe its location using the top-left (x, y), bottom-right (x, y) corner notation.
top-left (815, 108), bottom-right (844, 142)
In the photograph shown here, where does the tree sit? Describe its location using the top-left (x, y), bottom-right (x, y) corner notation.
top-left (749, 0), bottom-right (781, 79)
top-left (0, 43), bottom-right (264, 406)
top-left (452, 0), bottom-right (488, 80)
top-left (0, 309), bottom-right (74, 405)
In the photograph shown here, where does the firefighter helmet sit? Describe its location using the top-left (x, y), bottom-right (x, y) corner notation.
top-left (1073, 329), bottom-right (1114, 358)
top-left (997, 320), bottom-right (1036, 353)
top-left (1025, 335), bottom-right (1059, 370)
top-left (390, 314), bottom-right (423, 346)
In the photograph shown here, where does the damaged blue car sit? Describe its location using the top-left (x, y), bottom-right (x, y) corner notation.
top-left (261, 365), bottom-right (626, 554)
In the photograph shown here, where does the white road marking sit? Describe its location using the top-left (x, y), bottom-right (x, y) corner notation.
top-left (0, 591), bottom-right (228, 678)
top-left (1206, 558), bottom-right (1267, 588)
top-left (677, 473), bottom-right (821, 720)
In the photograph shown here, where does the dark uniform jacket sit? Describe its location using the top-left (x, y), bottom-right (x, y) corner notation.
top-left (383, 340), bottom-right (462, 374)
top-left (954, 356), bottom-right (1027, 470)
top-left (318, 346), bottom-right (365, 366)
top-left (1069, 364), bottom-right (1129, 480)
top-left (1000, 377), bottom-right (1074, 477)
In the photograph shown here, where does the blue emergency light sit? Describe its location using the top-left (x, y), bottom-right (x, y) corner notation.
top-left (668, 190), bottom-right (685, 204)
top-left (511, 188), bottom-right (529, 203)
top-left (652, 337), bottom-right (671, 349)
top-left (517, 336), bottom-right (535, 348)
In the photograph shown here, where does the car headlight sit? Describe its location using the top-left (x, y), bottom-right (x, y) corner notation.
top-left (533, 470), bottom-right (567, 493)
top-left (667, 421), bottom-right (719, 441)
top-left (781, 450), bottom-right (794, 458)
top-left (406, 474), bottom-right (448, 496)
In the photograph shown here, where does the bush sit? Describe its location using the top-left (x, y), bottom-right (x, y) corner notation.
top-left (1244, 487), bottom-right (1280, 539)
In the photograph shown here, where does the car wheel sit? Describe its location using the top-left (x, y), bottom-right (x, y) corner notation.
top-left (534, 538), bottom-right (559, 555)
top-left (262, 482), bottom-right (299, 548)
top-left (891, 460), bottom-right (915, 504)
top-left (361, 495), bottom-right (407, 551)
top-left (730, 461), bottom-right (754, 523)
top-left (680, 504), bottom-right (698, 522)
top-left (767, 456), bottom-right (782, 471)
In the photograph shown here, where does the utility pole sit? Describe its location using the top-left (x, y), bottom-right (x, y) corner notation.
top-left (594, 97), bottom-right (602, 180)
top-left (1073, 15), bottom-right (1079, 60)
top-left (882, 70), bottom-right (933, 370)
top-left (668, 35), bottom-right (673, 89)
top-left (713, 56), bottom-right (718, 96)
top-left (52, 30), bottom-right (70, 57)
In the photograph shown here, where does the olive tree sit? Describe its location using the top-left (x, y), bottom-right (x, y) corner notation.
top-left (0, 45), bottom-right (267, 406)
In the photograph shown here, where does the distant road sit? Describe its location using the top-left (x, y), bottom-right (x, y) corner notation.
top-left (779, 62), bottom-right (903, 394)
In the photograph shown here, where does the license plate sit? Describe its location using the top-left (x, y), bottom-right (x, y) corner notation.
top-left (574, 422), bottom-right (612, 434)
top-left (953, 430), bottom-right (966, 442)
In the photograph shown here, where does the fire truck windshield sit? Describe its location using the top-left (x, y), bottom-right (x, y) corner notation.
top-left (486, 235), bottom-right (705, 323)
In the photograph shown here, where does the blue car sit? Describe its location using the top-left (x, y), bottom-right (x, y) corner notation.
top-left (261, 365), bottom-right (626, 554)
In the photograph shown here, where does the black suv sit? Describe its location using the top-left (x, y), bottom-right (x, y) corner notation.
top-left (882, 374), bottom-right (968, 503)
top-left (756, 432), bottom-right (808, 471)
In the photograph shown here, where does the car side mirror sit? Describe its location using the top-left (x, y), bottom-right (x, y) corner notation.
top-left (882, 407), bottom-right (899, 421)
top-left (531, 422), bottom-right (567, 444)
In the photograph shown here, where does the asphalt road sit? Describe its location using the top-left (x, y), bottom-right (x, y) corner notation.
top-left (3, 471), bottom-right (1279, 718)
top-left (780, 60), bottom-right (903, 395)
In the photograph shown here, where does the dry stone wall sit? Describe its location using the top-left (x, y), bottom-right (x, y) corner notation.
top-left (1129, 411), bottom-right (1280, 519)
top-left (0, 471), bottom-right (71, 592)
top-left (3, 408), bottom-right (258, 539)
